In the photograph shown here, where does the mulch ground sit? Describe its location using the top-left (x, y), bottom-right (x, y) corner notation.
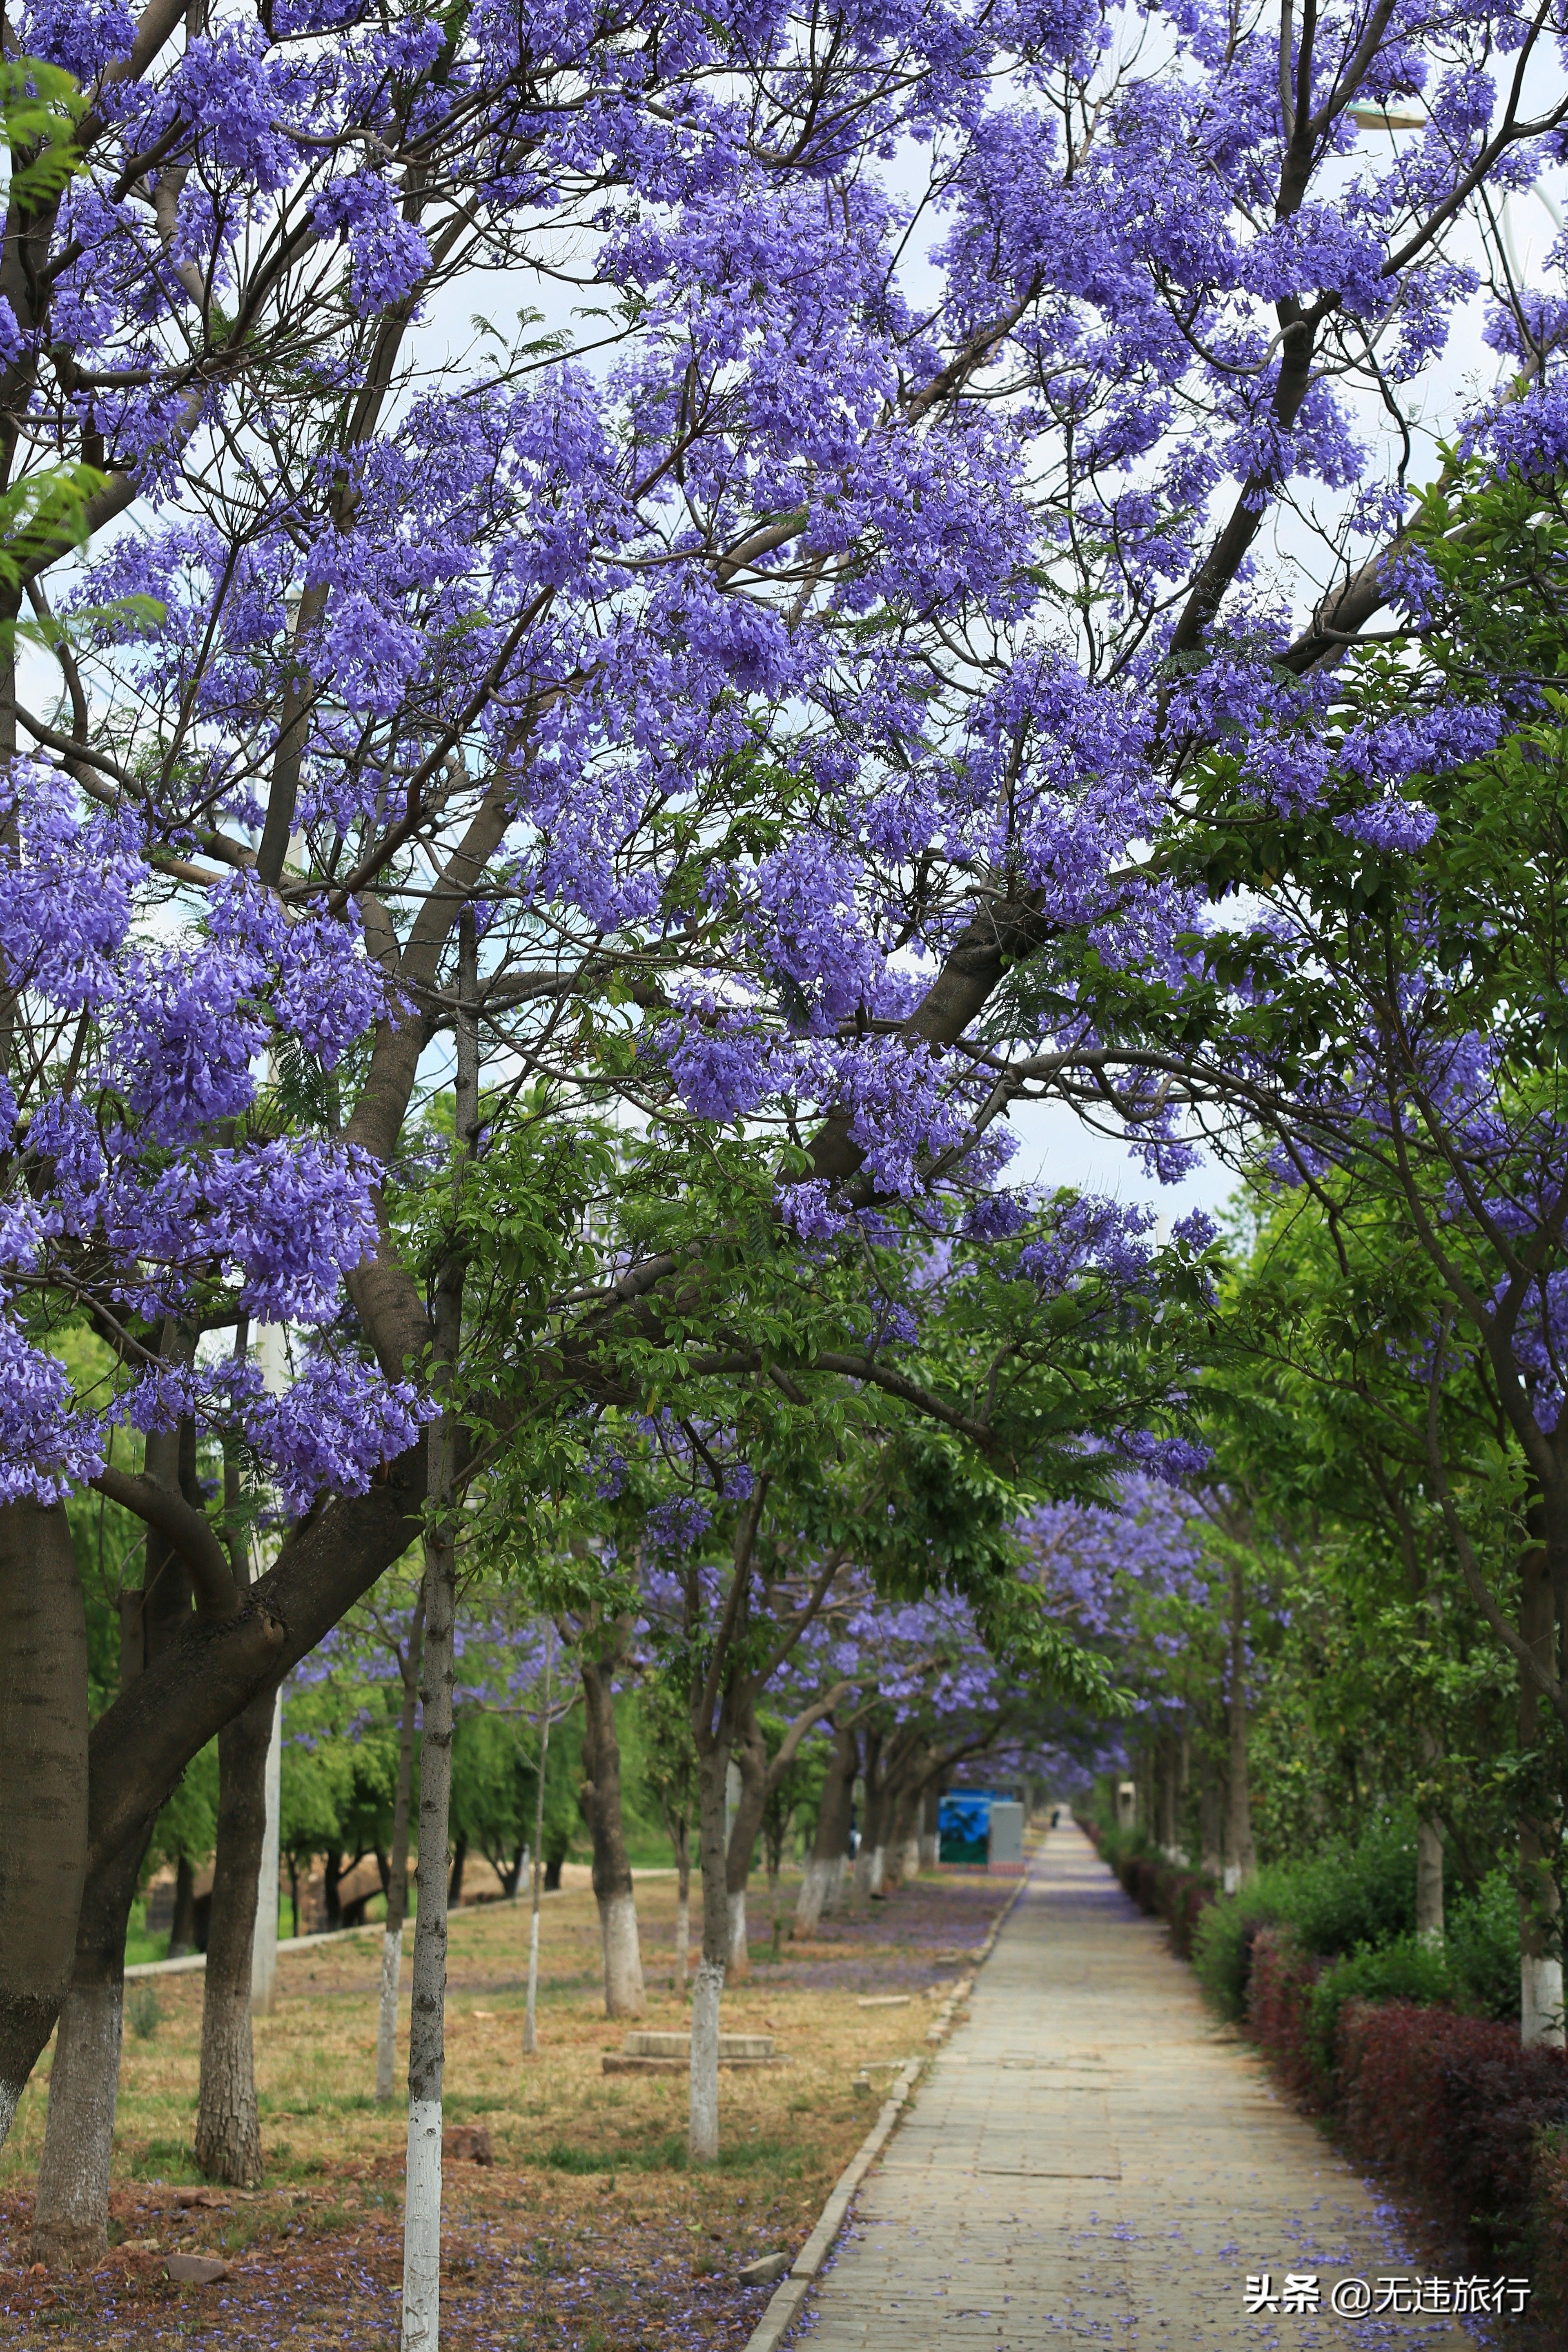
top-left (1, 1865), bottom-right (1010, 2350)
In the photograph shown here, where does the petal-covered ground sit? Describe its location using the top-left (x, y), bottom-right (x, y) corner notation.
top-left (1, 1866), bottom-right (1012, 2350)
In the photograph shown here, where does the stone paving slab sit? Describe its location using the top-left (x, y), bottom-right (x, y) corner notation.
top-left (787, 1825), bottom-right (1479, 2351)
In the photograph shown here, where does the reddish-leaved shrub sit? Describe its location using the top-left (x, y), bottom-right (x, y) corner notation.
top-left (1246, 1928), bottom-right (1329, 2107)
top-left (1337, 2001), bottom-right (1568, 2267)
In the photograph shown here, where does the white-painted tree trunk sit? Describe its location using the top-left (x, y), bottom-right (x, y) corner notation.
top-left (728, 1885), bottom-right (748, 1970)
top-left (688, 1958), bottom-right (723, 2162)
top-left (377, 1595), bottom-right (425, 2103)
top-left (675, 1883), bottom-right (690, 1992)
top-left (523, 1902), bottom-right (541, 2048)
top-left (1517, 1531), bottom-right (1559, 2051)
top-left (376, 1927), bottom-right (404, 2103)
top-left (919, 1831), bottom-right (940, 1869)
top-left (901, 1836), bottom-right (921, 1881)
top-left (825, 1854), bottom-right (848, 1913)
top-left (867, 1844), bottom-right (886, 1896)
top-left (523, 1632), bottom-right (553, 2058)
top-left (30, 1982), bottom-right (122, 2266)
top-left (794, 1854), bottom-right (831, 1936)
top-left (1522, 1955), bottom-right (1565, 2049)
top-left (400, 1508), bottom-right (456, 2352)
top-left (31, 1827), bottom-right (145, 2267)
top-left (1226, 1559), bottom-right (1256, 1888)
top-left (689, 1733), bottom-right (732, 2161)
top-left (600, 1890), bottom-right (645, 2015)
top-left (403, 2096), bottom-right (443, 2339)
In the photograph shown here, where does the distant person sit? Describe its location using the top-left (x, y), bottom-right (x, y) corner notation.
top-left (1050, 1807), bottom-right (1061, 1829)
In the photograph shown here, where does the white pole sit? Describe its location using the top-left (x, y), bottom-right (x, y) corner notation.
top-left (523, 1627), bottom-right (554, 2057)
top-left (251, 1689), bottom-right (282, 2012)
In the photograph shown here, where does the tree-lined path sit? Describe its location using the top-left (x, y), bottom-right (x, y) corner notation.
top-left (790, 1827), bottom-right (1475, 2350)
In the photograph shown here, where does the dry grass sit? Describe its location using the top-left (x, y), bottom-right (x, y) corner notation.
top-left (0, 1865), bottom-right (1010, 2350)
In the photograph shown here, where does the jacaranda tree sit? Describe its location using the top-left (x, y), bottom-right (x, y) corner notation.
top-left (2, 0), bottom-right (1566, 2326)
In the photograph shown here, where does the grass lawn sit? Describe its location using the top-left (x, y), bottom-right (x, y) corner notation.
top-left (0, 1865), bottom-right (1011, 2350)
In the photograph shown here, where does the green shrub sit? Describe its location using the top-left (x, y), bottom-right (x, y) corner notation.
top-left (1191, 1866), bottom-right (1295, 2019)
top-left (127, 1982), bottom-right (163, 2041)
top-left (1447, 1869), bottom-right (1521, 2022)
top-left (1307, 1936), bottom-right (1455, 2075)
top-left (1278, 1813), bottom-right (1423, 1956)
top-left (1191, 1812), bottom-right (1426, 2020)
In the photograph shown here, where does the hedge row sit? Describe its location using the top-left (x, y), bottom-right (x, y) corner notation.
top-left (1337, 1995), bottom-right (1568, 2270)
top-left (1254, 1931), bottom-right (1568, 2321)
top-left (1080, 1815), bottom-right (1568, 2331)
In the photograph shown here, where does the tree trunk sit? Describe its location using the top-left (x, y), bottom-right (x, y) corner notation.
top-left (6, 1404), bottom-right (429, 2147)
top-left (670, 1813), bottom-right (690, 1992)
top-left (1415, 1815), bottom-right (1445, 1947)
top-left (31, 1829), bottom-right (148, 2265)
top-left (919, 1781), bottom-right (941, 1871)
top-left (34, 1423), bottom-right (194, 2264)
top-left (853, 1728), bottom-right (886, 1900)
top-left (80, 1437), bottom-right (419, 1907)
top-left (1225, 1560), bottom-right (1256, 1892)
top-left (1415, 1728), bottom-right (1444, 1947)
top-left (579, 1642), bottom-right (645, 2018)
top-left (524, 1634), bottom-right (556, 2057)
top-left (884, 1773), bottom-right (920, 1885)
top-left (1198, 1746), bottom-right (1223, 1880)
top-left (377, 1597), bottom-right (424, 2104)
top-left (0, 1502), bottom-right (87, 2159)
top-left (723, 1697), bottom-right (772, 1981)
top-left (168, 1856), bottom-right (197, 1958)
top-left (194, 1683), bottom-right (274, 2185)
top-left (1519, 1527), bottom-right (1564, 2048)
top-left (446, 1837), bottom-right (466, 1909)
top-left (401, 1508), bottom-right (457, 2352)
top-left (324, 1848), bottom-right (345, 1930)
top-left (1158, 1731), bottom-right (1180, 1859)
top-left (689, 1735), bottom-right (730, 2164)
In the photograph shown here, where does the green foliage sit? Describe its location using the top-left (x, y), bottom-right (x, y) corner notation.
top-left (126, 1983), bottom-right (163, 2042)
top-left (453, 1704), bottom-right (587, 1881)
top-left (145, 1740), bottom-right (219, 1877)
top-left (542, 2134), bottom-right (800, 2176)
top-left (451, 1709), bottom-right (533, 1881)
top-left (1191, 1810), bottom-right (1525, 2041)
top-left (0, 55), bottom-right (85, 207)
top-left (1307, 1936), bottom-right (1456, 2075)
top-left (0, 65), bottom-right (175, 647)
top-left (281, 1676), bottom-right (400, 1869)
top-left (1191, 1813), bottom-right (1425, 2020)
top-left (1447, 1870), bottom-right (1523, 2023)
top-left (1268, 1813), bottom-right (1426, 1956)
top-left (1192, 1875), bottom-right (1295, 2020)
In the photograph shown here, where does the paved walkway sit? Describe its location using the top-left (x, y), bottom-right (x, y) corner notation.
top-left (791, 1825), bottom-right (1478, 2350)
